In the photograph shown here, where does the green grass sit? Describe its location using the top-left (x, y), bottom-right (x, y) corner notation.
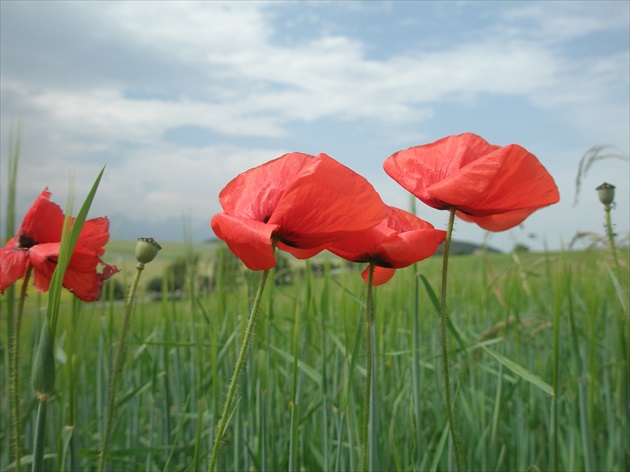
top-left (1, 241), bottom-right (628, 471)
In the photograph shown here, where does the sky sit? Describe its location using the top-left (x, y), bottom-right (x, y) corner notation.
top-left (1, 1), bottom-right (629, 253)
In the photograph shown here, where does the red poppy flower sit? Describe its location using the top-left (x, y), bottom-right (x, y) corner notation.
top-left (0, 189), bottom-right (119, 302)
top-left (328, 206), bottom-right (446, 286)
top-left (383, 133), bottom-right (560, 231)
top-left (211, 152), bottom-right (388, 270)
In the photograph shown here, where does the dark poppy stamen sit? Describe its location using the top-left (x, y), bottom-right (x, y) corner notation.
top-left (18, 234), bottom-right (37, 249)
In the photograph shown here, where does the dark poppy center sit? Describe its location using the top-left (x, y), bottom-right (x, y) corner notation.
top-left (263, 215), bottom-right (271, 223)
top-left (18, 234), bottom-right (37, 249)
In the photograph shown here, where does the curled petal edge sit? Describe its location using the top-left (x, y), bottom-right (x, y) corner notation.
top-left (211, 212), bottom-right (278, 271)
top-left (361, 266), bottom-right (396, 286)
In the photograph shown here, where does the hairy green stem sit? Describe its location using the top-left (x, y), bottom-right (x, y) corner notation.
top-left (6, 123), bottom-right (21, 470)
top-left (97, 263), bottom-right (144, 472)
top-left (10, 266), bottom-right (32, 472)
top-left (440, 208), bottom-right (464, 472)
top-left (604, 204), bottom-right (628, 465)
top-left (604, 205), bottom-right (621, 277)
top-left (411, 263), bottom-right (423, 467)
top-left (360, 262), bottom-right (376, 472)
top-left (208, 268), bottom-right (271, 472)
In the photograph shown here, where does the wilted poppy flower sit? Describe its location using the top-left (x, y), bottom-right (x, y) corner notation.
top-left (0, 189), bottom-right (119, 302)
top-left (211, 152), bottom-right (387, 270)
top-left (383, 133), bottom-right (560, 231)
top-left (328, 206), bottom-right (446, 286)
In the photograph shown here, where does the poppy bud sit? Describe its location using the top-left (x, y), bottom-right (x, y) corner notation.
top-left (135, 237), bottom-right (161, 268)
top-left (596, 182), bottom-right (615, 206)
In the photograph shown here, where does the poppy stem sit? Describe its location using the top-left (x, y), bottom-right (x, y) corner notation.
top-left (603, 204), bottom-right (628, 442)
top-left (440, 208), bottom-right (464, 472)
top-left (603, 204), bottom-right (621, 277)
top-left (360, 262), bottom-right (376, 472)
top-left (10, 265), bottom-right (32, 472)
top-left (97, 262), bottom-right (144, 472)
top-left (208, 267), bottom-right (271, 472)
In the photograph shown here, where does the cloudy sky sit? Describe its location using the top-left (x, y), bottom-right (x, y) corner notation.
top-left (1, 1), bottom-right (628, 252)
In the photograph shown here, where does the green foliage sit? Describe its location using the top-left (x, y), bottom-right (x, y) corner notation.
top-left (273, 251), bottom-right (293, 286)
top-left (146, 254), bottom-right (203, 295)
top-left (212, 243), bottom-right (243, 291)
top-left (1, 246), bottom-right (628, 471)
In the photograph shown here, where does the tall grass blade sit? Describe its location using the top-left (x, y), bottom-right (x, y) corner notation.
top-left (29, 167), bottom-right (105, 471)
top-left (49, 167), bottom-right (105, 333)
top-left (481, 346), bottom-right (553, 396)
top-left (289, 300), bottom-right (302, 472)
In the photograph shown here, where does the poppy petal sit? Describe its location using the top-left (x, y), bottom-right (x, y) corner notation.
top-left (456, 207), bottom-right (535, 232)
top-left (328, 206), bottom-right (445, 270)
top-left (100, 262), bottom-right (120, 282)
top-left (0, 244), bottom-right (29, 293)
top-left (18, 189), bottom-right (65, 244)
top-left (429, 144), bottom-right (559, 217)
top-left (384, 134), bottom-right (559, 232)
top-left (326, 221), bottom-right (392, 263)
top-left (276, 243), bottom-right (327, 260)
top-left (28, 243), bottom-right (59, 293)
top-left (62, 244), bottom-right (109, 302)
top-left (29, 243), bottom-right (108, 300)
top-left (269, 153), bottom-right (387, 247)
top-left (383, 134), bottom-right (499, 210)
top-left (219, 152), bottom-right (314, 222)
top-left (78, 217), bottom-right (111, 255)
top-left (379, 228), bottom-right (446, 268)
top-left (62, 266), bottom-right (103, 302)
top-left (361, 266), bottom-right (396, 286)
top-left (211, 212), bottom-right (278, 270)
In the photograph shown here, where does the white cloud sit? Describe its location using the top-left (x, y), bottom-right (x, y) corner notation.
top-left (4, 2), bottom-right (626, 135)
top-left (93, 144), bottom-right (289, 223)
top-left (499, 2), bottom-right (629, 42)
top-left (1, 1), bottom-right (628, 247)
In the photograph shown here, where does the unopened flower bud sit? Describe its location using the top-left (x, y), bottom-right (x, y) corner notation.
top-left (596, 182), bottom-right (615, 206)
top-left (135, 237), bottom-right (161, 268)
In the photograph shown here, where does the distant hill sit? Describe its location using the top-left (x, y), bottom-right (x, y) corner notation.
top-left (436, 240), bottom-right (502, 255)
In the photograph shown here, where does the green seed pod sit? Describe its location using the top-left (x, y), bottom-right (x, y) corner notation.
top-left (596, 182), bottom-right (615, 206)
top-left (135, 237), bottom-right (161, 267)
top-left (31, 317), bottom-right (55, 398)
